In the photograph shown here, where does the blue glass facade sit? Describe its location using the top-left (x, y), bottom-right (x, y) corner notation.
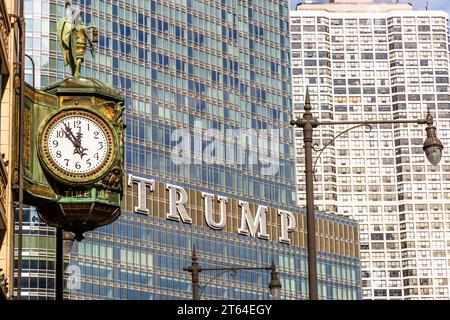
top-left (14, 0), bottom-right (361, 300)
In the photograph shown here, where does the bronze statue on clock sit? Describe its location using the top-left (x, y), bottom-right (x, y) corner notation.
top-left (57, 1), bottom-right (98, 77)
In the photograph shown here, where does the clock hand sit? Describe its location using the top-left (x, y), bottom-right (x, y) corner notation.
top-left (62, 122), bottom-right (77, 146)
top-left (74, 128), bottom-right (89, 159)
top-left (62, 121), bottom-right (88, 159)
top-left (74, 128), bottom-right (87, 155)
top-left (76, 129), bottom-right (83, 143)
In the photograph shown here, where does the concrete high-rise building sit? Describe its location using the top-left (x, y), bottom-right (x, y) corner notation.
top-left (291, 0), bottom-right (450, 299)
top-left (14, 0), bottom-right (361, 300)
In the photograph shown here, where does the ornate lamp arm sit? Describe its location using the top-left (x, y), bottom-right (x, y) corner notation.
top-left (312, 124), bottom-right (372, 181)
top-left (198, 269), bottom-right (237, 300)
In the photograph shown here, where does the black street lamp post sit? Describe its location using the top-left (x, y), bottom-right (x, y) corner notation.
top-left (290, 89), bottom-right (444, 300)
top-left (184, 245), bottom-right (282, 300)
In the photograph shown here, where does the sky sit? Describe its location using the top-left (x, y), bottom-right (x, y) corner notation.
top-left (289, 0), bottom-right (450, 14)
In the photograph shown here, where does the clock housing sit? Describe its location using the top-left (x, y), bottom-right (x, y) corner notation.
top-left (19, 76), bottom-right (125, 241)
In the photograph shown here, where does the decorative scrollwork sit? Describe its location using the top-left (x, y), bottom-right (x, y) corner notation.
top-left (312, 124), bottom-right (372, 181)
top-left (0, 12), bottom-right (10, 57)
top-left (97, 167), bottom-right (122, 191)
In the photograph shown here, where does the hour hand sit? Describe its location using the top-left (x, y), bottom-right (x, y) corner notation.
top-left (74, 129), bottom-right (88, 158)
top-left (62, 122), bottom-right (88, 158)
top-left (73, 145), bottom-right (88, 159)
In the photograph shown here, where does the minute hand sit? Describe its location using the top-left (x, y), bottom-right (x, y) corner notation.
top-left (62, 122), bottom-right (88, 159)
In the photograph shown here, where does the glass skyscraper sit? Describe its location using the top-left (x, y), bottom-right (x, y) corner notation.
top-left (14, 0), bottom-right (361, 300)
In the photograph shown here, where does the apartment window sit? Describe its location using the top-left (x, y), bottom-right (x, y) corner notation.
top-left (389, 42), bottom-right (402, 50)
top-left (291, 25), bottom-right (301, 33)
top-left (420, 42), bottom-right (432, 49)
top-left (317, 25), bottom-right (329, 32)
top-left (405, 42), bottom-right (417, 49)
top-left (372, 243), bottom-right (385, 250)
top-left (405, 34), bottom-right (417, 41)
top-left (418, 25), bottom-right (430, 32)
top-left (303, 25), bottom-right (316, 32)
top-left (331, 19), bottom-right (343, 26)
top-left (332, 53), bottom-right (344, 60)
top-left (389, 289), bottom-right (402, 297)
top-left (374, 289), bottom-right (387, 297)
top-left (375, 53), bottom-right (388, 60)
top-left (389, 17), bottom-right (402, 24)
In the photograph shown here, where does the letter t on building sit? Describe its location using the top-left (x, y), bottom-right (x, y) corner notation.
top-left (128, 174), bottom-right (155, 214)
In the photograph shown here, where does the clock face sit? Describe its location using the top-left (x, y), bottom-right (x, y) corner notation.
top-left (40, 109), bottom-right (115, 184)
top-left (48, 116), bottom-right (108, 174)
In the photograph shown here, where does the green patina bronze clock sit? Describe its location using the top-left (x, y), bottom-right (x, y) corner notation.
top-left (14, 4), bottom-right (125, 241)
top-left (38, 107), bottom-right (117, 186)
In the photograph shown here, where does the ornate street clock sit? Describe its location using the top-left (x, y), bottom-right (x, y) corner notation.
top-left (39, 108), bottom-right (116, 185)
top-left (13, 5), bottom-right (125, 241)
top-left (16, 76), bottom-right (125, 241)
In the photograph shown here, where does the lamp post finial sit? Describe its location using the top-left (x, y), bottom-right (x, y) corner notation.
top-left (304, 87), bottom-right (311, 112)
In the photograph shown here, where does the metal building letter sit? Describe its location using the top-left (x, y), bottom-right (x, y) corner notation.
top-left (166, 184), bottom-right (192, 224)
top-left (238, 201), bottom-right (269, 240)
top-left (128, 174), bottom-right (155, 214)
top-left (278, 210), bottom-right (296, 244)
top-left (202, 192), bottom-right (227, 230)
